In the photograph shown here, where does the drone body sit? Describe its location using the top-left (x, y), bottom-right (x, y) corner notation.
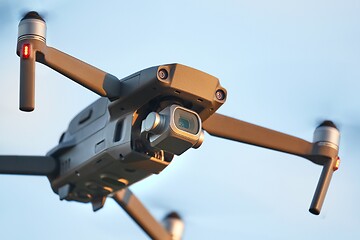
top-left (47, 63), bottom-right (225, 210)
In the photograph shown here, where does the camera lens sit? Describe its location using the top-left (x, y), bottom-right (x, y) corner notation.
top-left (173, 108), bottom-right (199, 134)
top-left (178, 117), bottom-right (190, 129)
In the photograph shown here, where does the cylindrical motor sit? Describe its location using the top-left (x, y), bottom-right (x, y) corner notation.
top-left (18, 11), bottom-right (47, 43)
top-left (163, 212), bottom-right (184, 240)
top-left (313, 120), bottom-right (340, 151)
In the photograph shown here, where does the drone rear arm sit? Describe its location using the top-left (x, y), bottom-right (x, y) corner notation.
top-left (203, 113), bottom-right (340, 215)
top-left (113, 188), bottom-right (179, 240)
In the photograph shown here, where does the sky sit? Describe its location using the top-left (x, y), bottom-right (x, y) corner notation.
top-left (0, 0), bottom-right (360, 239)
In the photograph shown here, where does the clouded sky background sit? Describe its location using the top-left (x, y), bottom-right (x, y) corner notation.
top-left (0, 0), bottom-right (359, 239)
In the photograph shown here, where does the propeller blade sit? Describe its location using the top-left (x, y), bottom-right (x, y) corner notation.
top-left (0, 0), bottom-right (51, 27)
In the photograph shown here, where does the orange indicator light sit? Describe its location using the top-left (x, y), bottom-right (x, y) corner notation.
top-left (22, 44), bottom-right (31, 59)
top-left (334, 157), bottom-right (340, 171)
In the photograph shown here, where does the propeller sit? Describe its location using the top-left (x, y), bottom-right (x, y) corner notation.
top-left (0, 1), bottom-right (16, 27)
top-left (310, 115), bottom-right (360, 155)
top-left (0, 0), bottom-right (57, 29)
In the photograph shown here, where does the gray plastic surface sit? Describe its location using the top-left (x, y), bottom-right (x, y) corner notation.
top-left (45, 64), bottom-right (225, 204)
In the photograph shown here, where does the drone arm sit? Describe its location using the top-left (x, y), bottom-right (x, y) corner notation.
top-left (203, 113), bottom-right (340, 215)
top-left (36, 46), bottom-right (121, 100)
top-left (0, 155), bottom-right (57, 176)
top-left (113, 188), bottom-right (174, 240)
top-left (202, 113), bottom-right (313, 159)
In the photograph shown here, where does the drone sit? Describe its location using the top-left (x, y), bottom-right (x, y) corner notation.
top-left (0, 11), bottom-right (341, 239)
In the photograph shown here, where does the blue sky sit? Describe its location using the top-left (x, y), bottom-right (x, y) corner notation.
top-left (0, 0), bottom-right (359, 239)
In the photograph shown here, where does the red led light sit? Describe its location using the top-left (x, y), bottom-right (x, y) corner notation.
top-left (22, 44), bottom-right (31, 59)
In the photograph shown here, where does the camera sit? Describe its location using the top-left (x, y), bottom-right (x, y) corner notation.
top-left (141, 105), bottom-right (204, 155)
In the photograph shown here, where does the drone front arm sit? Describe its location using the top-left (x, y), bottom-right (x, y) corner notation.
top-left (202, 113), bottom-right (313, 159)
top-left (18, 42), bottom-right (122, 111)
top-left (17, 12), bottom-right (122, 111)
top-left (36, 46), bottom-right (122, 99)
top-left (203, 113), bottom-right (340, 215)
top-left (0, 155), bottom-right (57, 176)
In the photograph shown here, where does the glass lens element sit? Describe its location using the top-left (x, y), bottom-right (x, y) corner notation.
top-left (174, 108), bottom-right (199, 134)
top-left (178, 117), bottom-right (190, 129)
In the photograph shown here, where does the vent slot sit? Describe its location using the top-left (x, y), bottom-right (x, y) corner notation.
top-left (114, 120), bottom-right (123, 142)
